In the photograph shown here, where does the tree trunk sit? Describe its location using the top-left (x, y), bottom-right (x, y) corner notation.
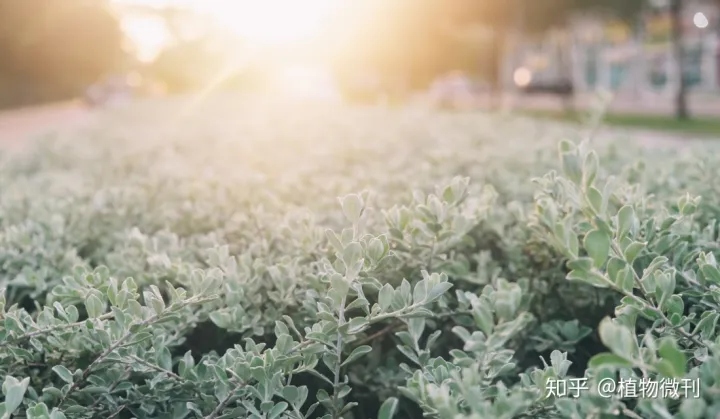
top-left (557, 29), bottom-right (576, 115)
top-left (489, 27), bottom-right (505, 111)
top-left (669, 0), bottom-right (689, 119)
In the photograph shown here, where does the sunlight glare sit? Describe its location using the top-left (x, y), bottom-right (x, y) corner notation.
top-left (694, 12), bottom-right (709, 29)
top-left (198, 0), bottom-right (339, 45)
top-left (513, 67), bottom-right (533, 88)
top-left (274, 65), bottom-right (341, 102)
top-left (121, 16), bottom-right (170, 62)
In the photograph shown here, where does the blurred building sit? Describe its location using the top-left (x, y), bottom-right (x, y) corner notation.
top-left (503, 0), bottom-right (720, 99)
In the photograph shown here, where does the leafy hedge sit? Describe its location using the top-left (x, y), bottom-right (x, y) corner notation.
top-left (1, 98), bottom-right (720, 419)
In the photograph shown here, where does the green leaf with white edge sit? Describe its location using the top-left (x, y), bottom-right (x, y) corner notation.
top-left (378, 284), bottom-right (393, 311)
top-left (583, 150), bottom-right (598, 188)
top-left (679, 398), bottom-right (706, 419)
top-left (27, 402), bottom-right (51, 419)
top-left (560, 148), bottom-right (582, 184)
top-left (472, 303), bottom-right (494, 336)
top-left (567, 269), bottom-right (609, 288)
top-left (281, 386), bottom-right (299, 405)
top-left (339, 193), bottom-right (364, 224)
top-left (588, 353), bottom-right (634, 369)
top-left (3, 376), bottom-right (29, 414)
top-left (617, 205), bottom-right (635, 239)
top-left (378, 397), bottom-right (399, 419)
top-left (692, 312), bottom-right (719, 338)
top-left (645, 256), bottom-right (669, 278)
top-left (598, 317), bottom-right (638, 361)
top-left (424, 282), bottom-right (453, 303)
top-left (587, 186), bottom-right (603, 214)
top-left (85, 294), bottom-right (104, 319)
top-left (657, 337), bottom-right (687, 378)
top-left (52, 365), bottom-right (74, 384)
top-left (654, 271), bottom-right (675, 308)
top-left (367, 237), bottom-right (385, 262)
top-left (49, 410), bottom-right (68, 419)
top-left (618, 266), bottom-right (634, 293)
top-left (342, 242), bottom-right (363, 272)
top-left (345, 317), bottom-right (369, 334)
top-left (341, 345), bottom-right (373, 367)
top-left (583, 229), bottom-right (610, 269)
top-left (664, 294), bottom-right (684, 318)
top-left (700, 264), bottom-right (720, 285)
top-left (567, 257), bottom-right (593, 272)
top-left (412, 280), bottom-right (427, 304)
top-left (623, 241), bottom-right (645, 264)
top-left (330, 273), bottom-right (350, 299)
top-left (268, 402), bottom-right (288, 419)
top-left (326, 229), bottom-right (343, 252)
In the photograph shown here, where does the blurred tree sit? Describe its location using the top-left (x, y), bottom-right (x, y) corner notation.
top-left (147, 37), bottom-right (252, 94)
top-left (0, 0), bottom-right (127, 109)
top-left (328, 0), bottom-right (497, 103)
top-left (669, 0), bottom-right (689, 119)
top-left (329, 0), bottom-right (648, 105)
top-left (132, 5), bottom-right (256, 94)
top-left (642, 0), bottom-right (690, 119)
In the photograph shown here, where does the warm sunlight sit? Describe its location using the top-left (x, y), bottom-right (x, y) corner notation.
top-left (116, 0), bottom-right (341, 47)
top-left (209, 0), bottom-right (340, 45)
top-left (121, 16), bottom-right (170, 62)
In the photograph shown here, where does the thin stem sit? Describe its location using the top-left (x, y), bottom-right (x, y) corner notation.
top-left (610, 241), bottom-right (649, 297)
top-left (59, 296), bottom-right (213, 406)
top-left (108, 404), bottom-right (127, 419)
top-left (59, 311), bottom-right (163, 406)
top-left (351, 310), bottom-right (471, 349)
top-left (602, 263), bottom-right (708, 351)
top-left (205, 380), bottom-right (246, 419)
top-left (331, 296), bottom-right (347, 419)
top-left (127, 355), bottom-right (183, 381)
top-left (0, 313), bottom-right (115, 348)
top-left (87, 367), bottom-right (132, 411)
top-left (611, 242), bottom-right (708, 350)
top-left (576, 203), bottom-right (709, 351)
top-left (353, 322), bottom-right (403, 348)
top-left (427, 237), bottom-right (437, 273)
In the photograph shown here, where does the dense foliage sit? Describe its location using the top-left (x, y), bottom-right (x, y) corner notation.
top-left (1, 96), bottom-right (720, 419)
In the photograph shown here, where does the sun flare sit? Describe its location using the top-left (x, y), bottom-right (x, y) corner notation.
top-left (208, 0), bottom-right (339, 45)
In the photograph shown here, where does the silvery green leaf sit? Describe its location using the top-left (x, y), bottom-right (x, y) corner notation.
top-left (378, 284), bottom-right (393, 311)
top-left (583, 229), bottom-right (610, 269)
top-left (3, 376), bottom-right (29, 414)
top-left (341, 345), bottom-right (372, 367)
top-left (339, 194), bottom-right (364, 224)
top-left (378, 397), bottom-right (399, 419)
top-left (85, 294), bottom-right (104, 319)
top-left (52, 365), bottom-right (74, 385)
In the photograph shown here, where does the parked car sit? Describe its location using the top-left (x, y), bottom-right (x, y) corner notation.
top-left (520, 79), bottom-right (574, 96)
top-left (514, 67), bottom-right (574, 96)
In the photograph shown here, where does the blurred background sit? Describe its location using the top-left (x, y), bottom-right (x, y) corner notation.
top-left (2, 0), bottom-right (720, 124)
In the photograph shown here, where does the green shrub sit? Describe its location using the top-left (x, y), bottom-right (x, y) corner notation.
top-left (1, 98), bottom-right (719, 419)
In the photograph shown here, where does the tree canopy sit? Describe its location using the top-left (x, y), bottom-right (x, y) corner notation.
top-left (0, 0), bottom-right (126, 108)
top-left (0, 0), bottom-right (652, 107)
